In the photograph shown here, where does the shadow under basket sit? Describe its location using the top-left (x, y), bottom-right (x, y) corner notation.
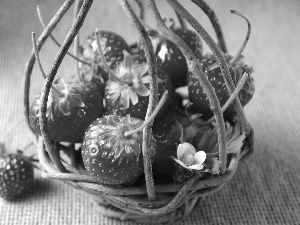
top-left (37, 125), bottom-right (254, 224)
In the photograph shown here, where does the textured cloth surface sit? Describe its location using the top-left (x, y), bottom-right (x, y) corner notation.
top-left (1, 0), bottom-right (300, 224)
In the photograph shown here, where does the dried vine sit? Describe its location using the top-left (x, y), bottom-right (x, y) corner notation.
top-left (39, 0), bottom-right (93, 172)
top-left (145, 0), bottom-right (228, 174)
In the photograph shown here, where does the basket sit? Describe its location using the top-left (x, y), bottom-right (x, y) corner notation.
top-left (24, 0), bottom-right (255, 224)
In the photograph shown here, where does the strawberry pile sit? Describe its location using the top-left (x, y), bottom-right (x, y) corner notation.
top-left (28, 4), bottom-right (255, 187)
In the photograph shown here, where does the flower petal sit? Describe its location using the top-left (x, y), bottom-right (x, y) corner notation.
top-left (133, 63), bottom-right (148, 78)
top-left (58, 100), bottom-right (71, 116)
top-left (181, 154), bottom-right (195, 166)
top-left (136, 84), bottom-right (150, 97)
top-left (70, 95), bottom-right (86, 108)
top-left (128, 89), bottom-right (139, 105)
top-left (188, 163), bottom-right (204, 170)
top-left (177, 142), bottom-right (196, 160)
top-left (123, 50), bottom-right (133, 69)
top-left (141, 75), bottom-right (150, 84)
top-left (115, 63), bottom-right (128, 78)
top-left (119, 89), bottom-right (131, 109)
top-left (193, 151), bottom-right (206, 165)
top-left (173, 158), bottom-right (189, 169)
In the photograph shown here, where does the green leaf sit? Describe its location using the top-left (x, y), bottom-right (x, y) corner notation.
top-left (195, 122), bottom-right (246, 155)
top-left (196, 128), bottom-right (218, 153)
top-left (226, 132), bottom-right (246, 154)
top-left (166, 120), bottom-right (183, 145)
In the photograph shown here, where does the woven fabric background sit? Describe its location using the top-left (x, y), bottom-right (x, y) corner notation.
top-left (1, 0), bottom-right (300, 224)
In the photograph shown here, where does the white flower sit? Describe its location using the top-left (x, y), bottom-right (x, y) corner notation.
top-left (174, 142), bottom-right (207, 171)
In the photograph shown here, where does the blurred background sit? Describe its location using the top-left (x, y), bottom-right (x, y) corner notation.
top-left (0, 0), bottom-right (300, 224)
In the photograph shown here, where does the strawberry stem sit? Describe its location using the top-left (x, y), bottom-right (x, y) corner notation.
top-left (166, 0), bottom-right (250, 136)
top-left (200, 72), bottom-right (249, 127)
top-left (124, 90), bottom-right (168, 137)
top-left (94, 30), bottom-right (131, 85)
top-left (191, 0), bottom-right (228, 54)
top-left (119, 0), bottom-right (159, 201)
top-left (24, 0), bottom-right (76, 135)
top-left (39, 0), bottom-right (93, 173)
top-left (32, 32), bottom-right (64, 97)
top-left (228, 10), bottom-right (251, 65)
top-left (147, 0), bottom-right (228, 174)
top-left (37, 6), bottom-right (91, 67)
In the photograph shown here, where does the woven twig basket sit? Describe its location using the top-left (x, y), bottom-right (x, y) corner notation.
top-left (36, 130), bottom-right (254, 224)
top-left (24, 0), bottom-right (255, 224)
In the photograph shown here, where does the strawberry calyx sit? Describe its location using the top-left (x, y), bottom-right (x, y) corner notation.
top-left (106, 51), bottom-right (161, 109)
top-left (86, 113), bottom-right (144, 159)
top-left (82, 35), bottom-right (111, 63)
top-left (45, 79), bottom-right (91, 119)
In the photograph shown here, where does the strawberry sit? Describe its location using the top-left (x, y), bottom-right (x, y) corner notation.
top-left (155, 28), bottom-right (203, 88)
top-left (151, 111), bottom-right (184, 177)
top-left (29, 80), bottom-right (104, 143)
top-left (187, 54), bottom-right (255, 119)
top-left (81, 114), bottom-right (145, 185)
top-left (78, 30), bottom-right (131, 83)
top-left (105, 51), bottom-right (172, 120)
top-left (0, 147), bottom-right (34, 200)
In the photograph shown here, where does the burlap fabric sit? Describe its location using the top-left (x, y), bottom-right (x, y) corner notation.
top-left (1, 0), bottom-right (300, 224)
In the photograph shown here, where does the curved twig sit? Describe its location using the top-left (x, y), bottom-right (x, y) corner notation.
top-left (134, 0), bottom-right (145, 20)
top-left (190, 0), bottom-right (228, 53)
top-left (200, 72), bottom-right (249, 126)
top-left (124, 90), bottom-right (168, 137)
top-left (23, 0), bottom-right (76, 134)
top-left (166, 0), bottom-right (250, 136)
top-left (229, 10), bottom-right (251, 65)
top-left (73, 0), bottom-right (84, 81)
top-left (145, 0), bottom-right (227, 174)
top-left (36, 5), bottom-right (91, 66)
top-left (95, 30), bottom-right (131, 85)
top-left (175, 11), bottom-right (187, 29)
top-left (39, 0), bottom-right (93, 172)
top-left (119, 0), bottom-right (159, 200)
top-left (32, 32), bottom-right (62, 95)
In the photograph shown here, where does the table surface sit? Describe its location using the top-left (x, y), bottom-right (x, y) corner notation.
top-left (1, 0), bottom-right (300, 224)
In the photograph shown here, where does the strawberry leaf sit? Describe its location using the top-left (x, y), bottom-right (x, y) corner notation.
top-left (226, 124), bottom-right (246, 154)
top-left (196, 128), bottom-right (218, 153)
top-left (166, 120), bottom-right (183, 146)
top-left (195, 122), bottom-right (246, 155)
